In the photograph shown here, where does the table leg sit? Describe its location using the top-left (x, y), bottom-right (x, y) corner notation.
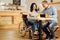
top-left (12, 16), bottom-right (14, 24)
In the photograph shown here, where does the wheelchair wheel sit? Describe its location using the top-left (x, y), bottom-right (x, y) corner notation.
top-left (18, 21), bottom-right (27, 36)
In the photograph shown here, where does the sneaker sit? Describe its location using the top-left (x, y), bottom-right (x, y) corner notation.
top-left (50, 39), bottom-right (54, 40)
top-left (46, 39), bottom-right (49, 40)
top-left (34, 31), bottom-right (38, 35)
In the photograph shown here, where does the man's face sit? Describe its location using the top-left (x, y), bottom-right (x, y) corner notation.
top-left (42, 2), bottom-right (48, 8)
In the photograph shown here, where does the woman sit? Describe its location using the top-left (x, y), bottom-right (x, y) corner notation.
top-left (27, 3), bottom-right (39, 34)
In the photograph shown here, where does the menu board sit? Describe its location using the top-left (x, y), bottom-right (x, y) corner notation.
top-left (21, 0), bottom-right (27, 10)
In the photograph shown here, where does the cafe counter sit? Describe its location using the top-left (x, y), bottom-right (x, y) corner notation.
top-left (0, 10), bottom-right (27, 29)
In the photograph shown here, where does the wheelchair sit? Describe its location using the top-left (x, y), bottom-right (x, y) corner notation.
top-left (18, 14), bottom-right (38, 39)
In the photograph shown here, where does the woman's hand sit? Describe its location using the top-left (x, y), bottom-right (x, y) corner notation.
top-left (36, 18), bottom-right (40, 21)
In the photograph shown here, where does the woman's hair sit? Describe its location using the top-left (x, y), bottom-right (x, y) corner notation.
top-left (30, 3), bottom-right (38, 12)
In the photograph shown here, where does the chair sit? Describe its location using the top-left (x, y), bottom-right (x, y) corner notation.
top-left (54, 25), bottom-right (59, 39)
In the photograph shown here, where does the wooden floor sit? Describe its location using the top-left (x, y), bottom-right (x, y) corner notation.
top-left (0, 29), bottom-right (30, 40)
top-left (0, 29), bottom-right (60, 40)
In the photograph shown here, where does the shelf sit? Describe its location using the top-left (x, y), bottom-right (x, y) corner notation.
top-left (49, 2), bottom-right (60, 4)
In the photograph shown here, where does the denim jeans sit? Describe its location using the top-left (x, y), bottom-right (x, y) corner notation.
top-left (42, 21), bottom-right (57, 39)
top-left (28, 20), bottom-right (39, 32)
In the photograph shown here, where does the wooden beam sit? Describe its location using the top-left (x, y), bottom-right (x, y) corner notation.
top-left (49, 2), bottom-right (60, 4)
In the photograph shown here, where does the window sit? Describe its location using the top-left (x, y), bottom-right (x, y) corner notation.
top-left (51, 0), bottom-right (53, 2)
top-left (13, 0), bottom-right (21, 5)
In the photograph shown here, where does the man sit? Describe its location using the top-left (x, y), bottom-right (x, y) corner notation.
top-left (41, 1), bottom-right (58, 40)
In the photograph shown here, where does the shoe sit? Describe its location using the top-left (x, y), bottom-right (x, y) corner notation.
top-left (34, 31), bottom-right (38, 35)
top-left (33, 31), bottom-right (38, 36)
top-left (46, 39), bottom-right (49, 40)
top-left (50, 39), bottom-right (54, 40)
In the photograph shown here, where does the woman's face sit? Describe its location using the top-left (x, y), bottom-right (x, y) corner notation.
top-left (33, 4), bottom-right (37, 10)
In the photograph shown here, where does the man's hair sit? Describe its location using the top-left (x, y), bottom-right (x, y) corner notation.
top-left (42, 0), bottom-right (48, 3)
